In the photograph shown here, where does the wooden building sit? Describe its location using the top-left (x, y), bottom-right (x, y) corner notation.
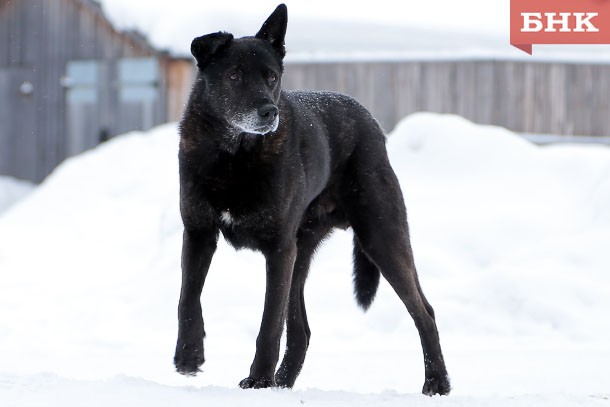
top-left (0, 0), bottom-right (192, 182)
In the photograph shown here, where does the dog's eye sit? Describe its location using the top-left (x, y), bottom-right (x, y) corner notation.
top-left (229, 72), bottom-right (241, 81)
top-left (268, 73), bottom-right (278, 85)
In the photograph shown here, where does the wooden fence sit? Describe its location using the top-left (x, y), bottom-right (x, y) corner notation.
top-left (282, 59), bottom-right (610, 137)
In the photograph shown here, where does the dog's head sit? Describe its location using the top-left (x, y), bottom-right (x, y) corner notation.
top-left (190, 4), bottom-right (287, 135)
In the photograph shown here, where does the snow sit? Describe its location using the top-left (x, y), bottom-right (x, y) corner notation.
top-left (1, 114), bottom-right (609, 405)
top-left (96, 0), bottom-right (610, 62)
top-left (97, 0), bottom-right (508, 46)
top-left (2, 375), bottom-right (609, 407)
top-left (0, 176), bottom-right (34, 214)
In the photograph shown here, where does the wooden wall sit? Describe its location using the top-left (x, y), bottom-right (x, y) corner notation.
top-left (0, 0), bottom-right (160, 182)
top-left (163, 57), bottom-right (196, 122)
top-left (283, 59), bottom-right (610, 137)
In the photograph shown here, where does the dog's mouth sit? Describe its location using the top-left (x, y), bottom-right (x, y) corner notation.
top-left (253, 122), bottom-right (278, 134)
top-left (231, 113), bottom-right (279, 135)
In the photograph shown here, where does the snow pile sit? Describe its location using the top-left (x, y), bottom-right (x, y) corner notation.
top-left (0, 114), bottom-right (609, 406)
top-left (388, 114), bottom-right (610, 344)
top-left (0, 176), bottom-right (34, 214)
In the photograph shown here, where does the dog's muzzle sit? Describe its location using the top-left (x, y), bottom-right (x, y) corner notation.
top-left (231, 105), bottom-right (280, 135)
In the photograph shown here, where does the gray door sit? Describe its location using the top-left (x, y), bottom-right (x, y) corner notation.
top-left (117, 57), bottom-right (162, 135)
top-left (64, 60), bottom-right (101, 157)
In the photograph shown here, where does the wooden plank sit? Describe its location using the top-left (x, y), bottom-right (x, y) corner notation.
top-left (13, 68), bottom-right (38, 181)
top-left (370, 62), bottom-right (396, 132)
top-left (165, 59), bottom-right (195, 121)
top-left (35, 0), bottom-right (55, 180)
top-left (492, 61), bottom-right (515, 131)
top-left (548, 63), bottom-right (567, 135)
top-left (22, 0), bottom-right (40, 66)
top-left (7, 0), bottom-right (21, 66)
top-left (41, 0), bottom-right (58, 179)
top-left (0, 0), bottom-right (12, 66)
top-left (394, 62), bottom-right (421, 120)
top-left (0, 69), bottom-right (11, 175)
top-left (456, 61), bottom-right (476, 120)
top-left (589, 64), bottom-right (607, 137)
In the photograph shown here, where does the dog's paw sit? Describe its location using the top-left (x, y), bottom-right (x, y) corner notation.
top-left (174, 348), bottom-right (204, 376)
top-left (175, 361), bottom-right (203, 376)
top-left (422, 374), bottom-right (451, 396)
top-left (274, 375), bottom-right (294, 389)
top-left (239, 376), bottom-right (276, 389)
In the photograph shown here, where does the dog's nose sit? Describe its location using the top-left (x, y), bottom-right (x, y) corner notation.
top-left (258, 104), bottom-right (279, 120)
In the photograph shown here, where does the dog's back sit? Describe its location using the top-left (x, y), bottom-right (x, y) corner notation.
top-left (280, 90), bottom-right (387, 183)
top-left (282, 90), bottom-right (386, 159)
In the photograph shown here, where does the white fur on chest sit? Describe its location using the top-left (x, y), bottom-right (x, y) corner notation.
top-left (220, 210), bottom-right (234, 226)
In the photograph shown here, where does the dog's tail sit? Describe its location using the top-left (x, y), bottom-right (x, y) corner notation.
top-left (352, 237), bottom-right (380, 310)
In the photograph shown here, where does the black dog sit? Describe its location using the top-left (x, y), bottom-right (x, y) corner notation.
top-left (174, 4), bottom-right (450, 396)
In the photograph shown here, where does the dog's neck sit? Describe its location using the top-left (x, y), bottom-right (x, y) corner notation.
top-left (180, 112), bottom-right (286, 160)
top-left (220, 130), bottom-right (269, 155)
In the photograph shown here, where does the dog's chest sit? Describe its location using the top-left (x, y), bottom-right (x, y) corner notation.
top-left (205, 156), bottom-right (269, 212)
top-left (219, 210), bottom-right (235, 226)
top-left (203, 153), bottom-right (281, 247)
top-left (216, 204), bottom-right (279, 250)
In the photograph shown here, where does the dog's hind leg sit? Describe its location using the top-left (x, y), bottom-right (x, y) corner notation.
top-left (275, 223), bottom-right (333, 388)
top-left (343, 151), bottom-right (451, 396)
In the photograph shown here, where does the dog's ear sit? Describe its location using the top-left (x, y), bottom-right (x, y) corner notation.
top-left (255, 4), bottom-right (287, 58)
top-left (191, 31), bottom-right (234, 69)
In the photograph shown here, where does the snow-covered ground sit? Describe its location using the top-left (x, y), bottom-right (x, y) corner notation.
top-left (1, 114), bottom-right (609, 406)
top-left (0, 176), bottom-right (34, 214)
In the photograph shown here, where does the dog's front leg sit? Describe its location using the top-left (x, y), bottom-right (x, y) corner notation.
top-left (174, 228), bottom-right (218, 375)
top-left (240, 242), bottom-right (297, 389)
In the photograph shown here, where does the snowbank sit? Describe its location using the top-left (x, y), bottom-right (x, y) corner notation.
top-left (0, 176), bottom-right (34, 214)
top-left (0, 114), bottom-right (609, 405)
